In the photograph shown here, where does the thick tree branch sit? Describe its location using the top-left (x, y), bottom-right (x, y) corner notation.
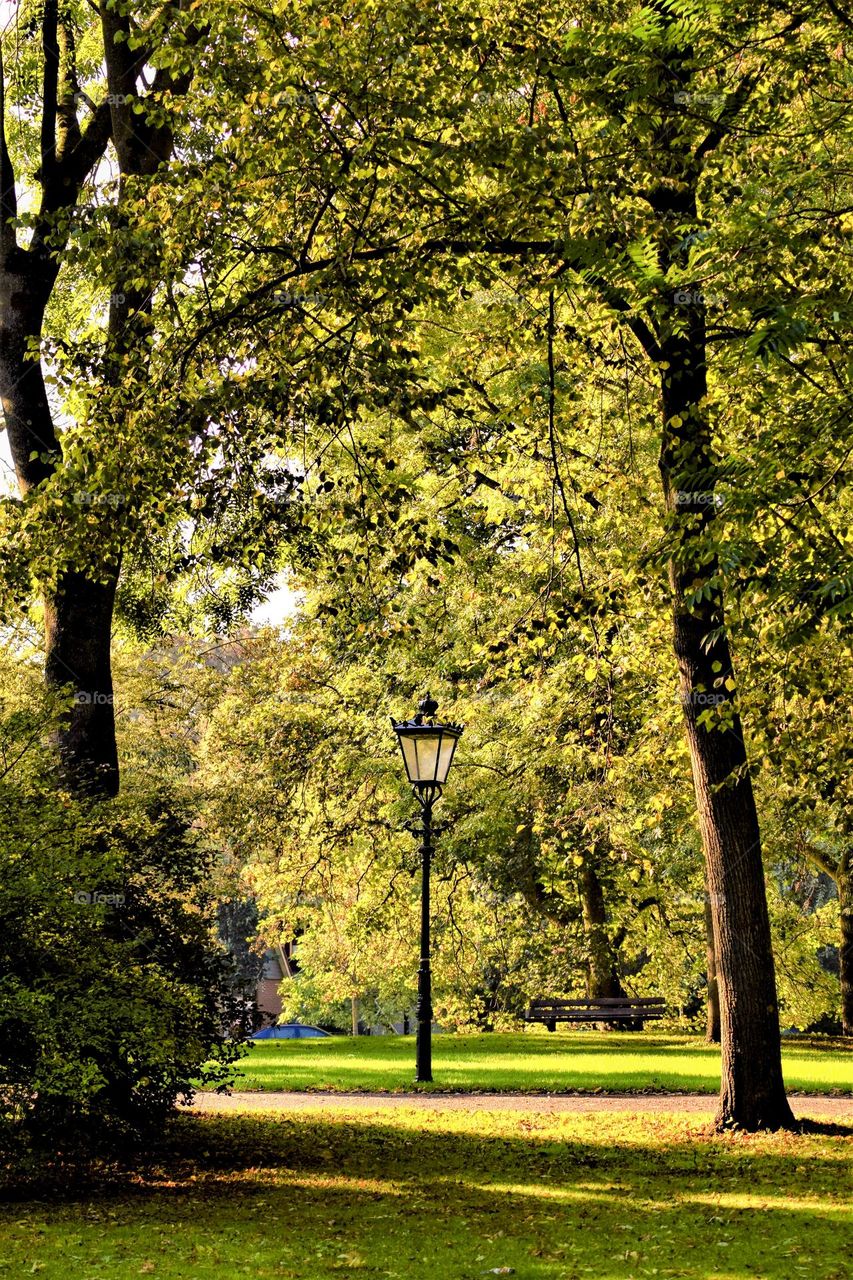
top-left (31, 96), bottom-right (113, 256)
top-left (40, 0), bottom-right (61, 186)
top-left (101, 2), bottom-right (201, 177)
top-left (798, 836), bottom-right (840, 881)
top-left (56, 16), bottom-right (83, 162)
top-left (694, 68), bottom-right (763, 164)
top-left (0, 46), bottom-right (18, 265)
top-left (825, 0), bottom-right (853, 27)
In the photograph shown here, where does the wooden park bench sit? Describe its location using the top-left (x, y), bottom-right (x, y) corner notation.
top-left (526, 996), bottom-right (666, 1031)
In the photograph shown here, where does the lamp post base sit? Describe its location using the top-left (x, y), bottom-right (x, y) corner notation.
top-left (415, 1007), bottom-right (432, 1084)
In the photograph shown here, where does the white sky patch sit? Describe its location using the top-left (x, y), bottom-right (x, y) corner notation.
top-left (0, 430), bottom-right (16, 495)
top-left (252, 575), bottom-right (302, 627)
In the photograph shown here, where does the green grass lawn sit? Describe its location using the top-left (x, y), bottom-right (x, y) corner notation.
top-left (1, 1108), bottom-right (849, 1279)
top-left (231, 1031), bottom-right (853, 1095)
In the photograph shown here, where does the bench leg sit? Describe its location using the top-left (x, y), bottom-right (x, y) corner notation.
top-left (546, 1019), bottom-right (556, 1033)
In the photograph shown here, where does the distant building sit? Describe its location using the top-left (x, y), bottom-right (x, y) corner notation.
top-left (257, 943), bottom-right (297, 1023)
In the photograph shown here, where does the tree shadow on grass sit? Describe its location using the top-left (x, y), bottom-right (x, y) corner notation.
top-left (1, 1131), bottom-right (849, 1279)
top-left (3, 1110), bottom-right (850, 1196)
top-left (1, 1111), bottom-right (845, 1280)
top-left (794, 1117), bottom-right (852, 1137)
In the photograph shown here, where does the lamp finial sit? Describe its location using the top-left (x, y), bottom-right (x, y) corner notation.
top-left (418, 692), bottom-right (438, 718)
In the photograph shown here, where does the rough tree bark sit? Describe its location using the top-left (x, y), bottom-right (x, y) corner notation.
top-left (658, 314), bottom-right (793, 1129)
top-left (839, 864), bottom-right (853, 1037)
top-left (579, 859), bottom-right (641, 1032)
top-left (703, 892), bottom-right (721, 1044)
top-left (579, 861), bottom-right (625, 999)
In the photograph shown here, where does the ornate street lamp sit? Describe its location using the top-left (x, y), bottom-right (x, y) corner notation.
top-left (391, 692), bottom-right (463, 1083)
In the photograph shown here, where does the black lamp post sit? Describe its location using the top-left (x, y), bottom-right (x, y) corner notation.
top-left (391, 693), bottom-right (463, 1083)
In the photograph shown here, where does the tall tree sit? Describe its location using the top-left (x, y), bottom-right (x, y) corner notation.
top-left (0, 0), bottom-right (200, 793)
top-left (197, 0), bottom-right (852, 1125)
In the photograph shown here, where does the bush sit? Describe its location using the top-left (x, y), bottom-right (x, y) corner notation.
top-left (0, 780), bottom-right (252, 1157)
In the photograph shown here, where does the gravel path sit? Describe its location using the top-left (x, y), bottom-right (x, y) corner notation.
top-left (188, 1090), bottom-right (852, 1119)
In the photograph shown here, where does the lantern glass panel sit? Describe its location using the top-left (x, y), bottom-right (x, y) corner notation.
top-left (436, 733), bottom-right (459, 784)
top-left (399, 735), bottom-right (420, 782)
top-left (413, 733), bottom-right (441, 782)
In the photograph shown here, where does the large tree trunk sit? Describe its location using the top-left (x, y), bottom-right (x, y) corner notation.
top-left (44, 571), bottom-right (120, 794)
top-left (839, 865), bottom-right (853, 1037)
top-left (659, 322), bottom-right (794, 1130)
top-left (579, 860), bottom-right (625, 1001)
top-left (0, 263), bottom-right (59, 490)
top-left (703, 893), bottom-right (721, 1044)
top-left (0, 254), bottom-right (120, 795)
top-left (579, 860), bottom-right (639, 1031)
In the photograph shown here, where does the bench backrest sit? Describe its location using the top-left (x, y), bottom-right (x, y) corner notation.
top-left (529, 997), bottom-right (665, 1009)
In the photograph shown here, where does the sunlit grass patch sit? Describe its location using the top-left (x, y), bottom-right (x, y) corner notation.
top-left (232, 1030), bottom-right (853, 1095)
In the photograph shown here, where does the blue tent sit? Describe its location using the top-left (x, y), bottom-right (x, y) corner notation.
top-left (252, 1023), bottom-right (331, 1040)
